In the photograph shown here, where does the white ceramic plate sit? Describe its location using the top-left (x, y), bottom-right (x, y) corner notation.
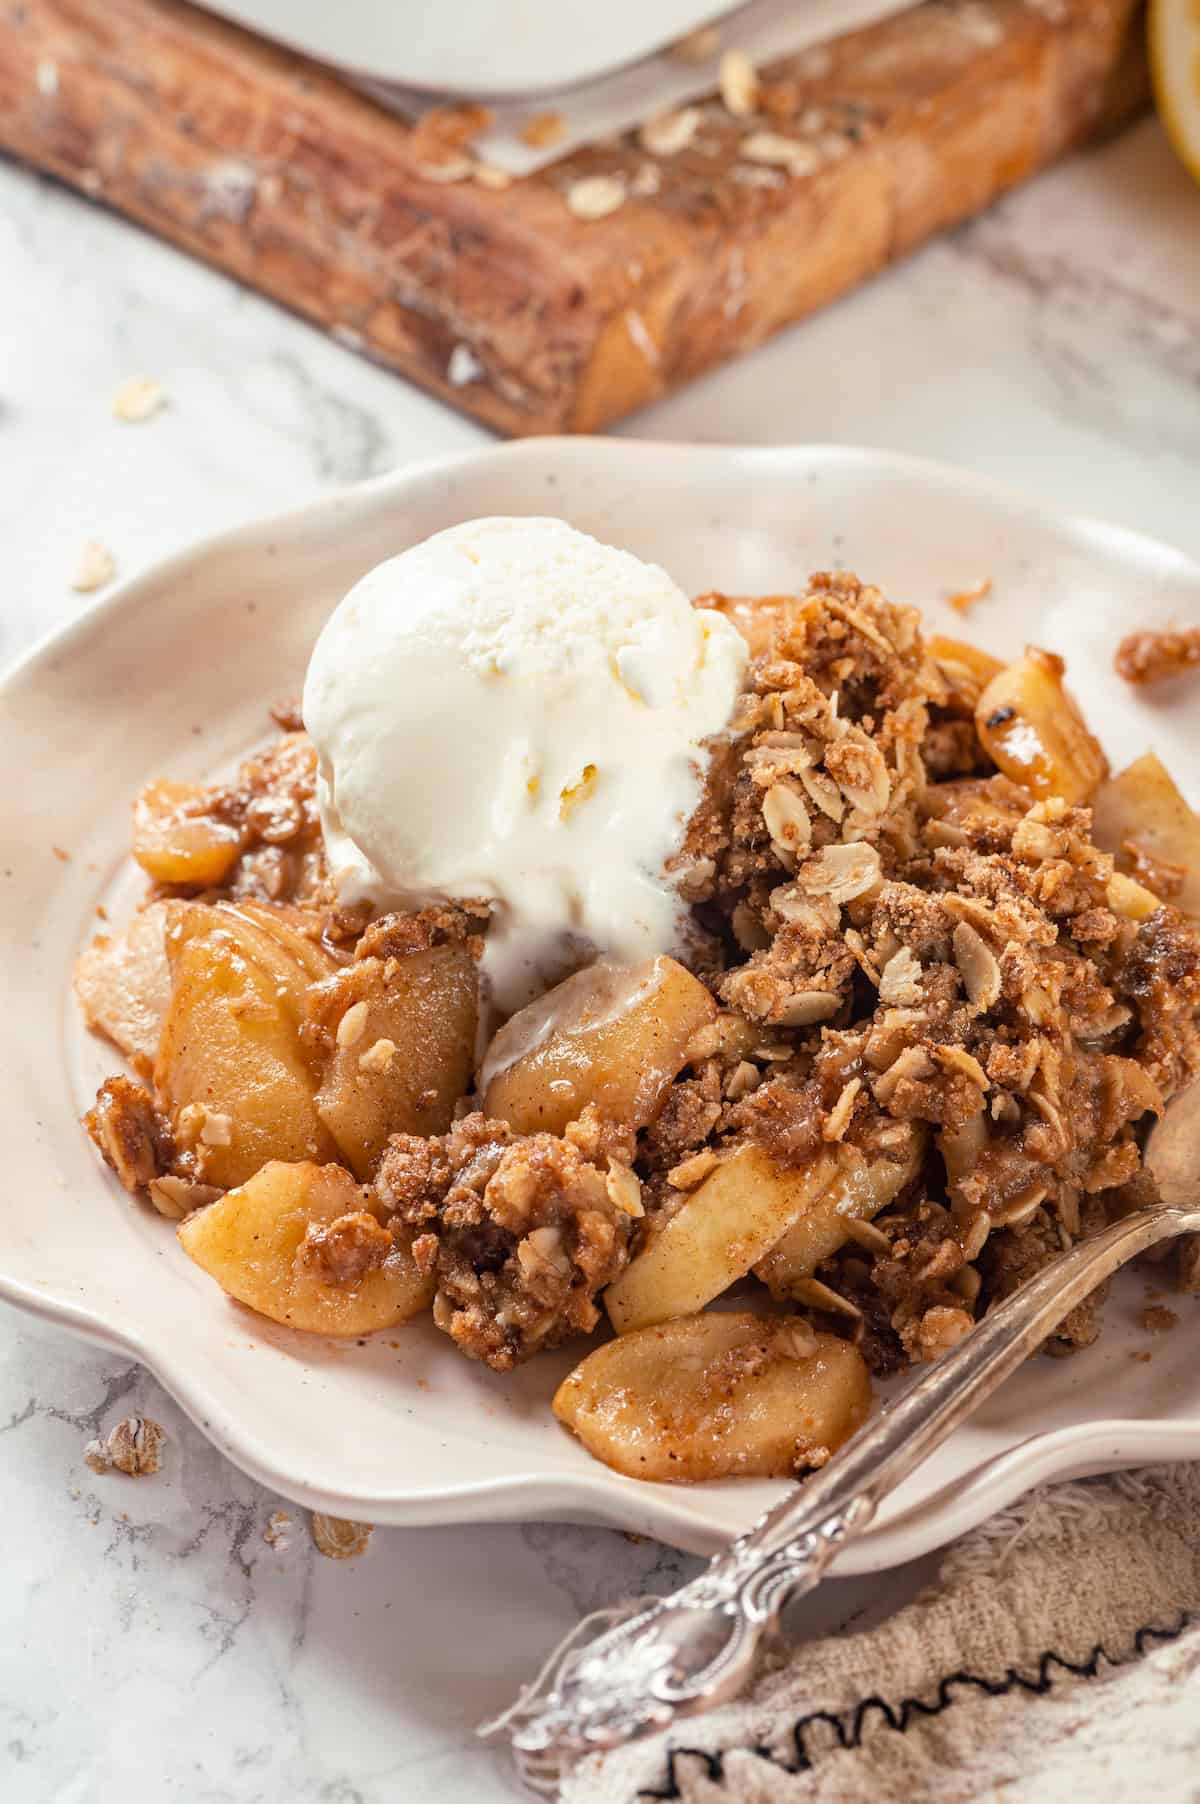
top-left (197, 0), bottom-right (742, 97)
top-left (3, 440), bottom-right (1199, 1565)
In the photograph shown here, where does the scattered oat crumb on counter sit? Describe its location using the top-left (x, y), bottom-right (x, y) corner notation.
top-left (1130, 1349), bottom-right (1153, 1363)
top-left (83, 1415), bottom-right (165, 1477)
top-left (112, 377), bottom-right (167, 423)
top-left (1114, 626), bottom-right (1200, 687)
top-left (1140, 1305), bottom-right (1179, 1335)
top-left (263, 1509), bottom-right (293, 1550)
top-left (311, 1513), bottom-right (373, 1559)
top-left (520, 110), bottom-right (565, 149)
top-left (946, 578), bottom-right (993, 615)
top-left (70, 540), bottom-right (116, 593)
top-left (52, 845), bottom-right (71, 862)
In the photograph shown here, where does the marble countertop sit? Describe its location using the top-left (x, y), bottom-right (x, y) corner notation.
top-left (3, 114), bottom-right (1200, 1804)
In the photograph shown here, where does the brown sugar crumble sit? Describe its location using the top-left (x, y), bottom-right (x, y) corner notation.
top-left (1140, 1305), bottom-right (1179, 1335)
top-left (1115, 627), bottom-right (1200, 688)
top-left (380, 1108), bottom-right (638, 1370)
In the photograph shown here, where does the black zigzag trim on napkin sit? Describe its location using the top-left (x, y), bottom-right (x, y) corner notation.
top-left (638, 1614), bottom-right (1194, 1800)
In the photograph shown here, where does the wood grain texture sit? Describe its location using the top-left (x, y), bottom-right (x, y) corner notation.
top-left (0, 0), bottom-right (1147, 436)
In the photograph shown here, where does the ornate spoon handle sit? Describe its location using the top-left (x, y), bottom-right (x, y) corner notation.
top-left (504, 1202), bottom-right (1200, 1777)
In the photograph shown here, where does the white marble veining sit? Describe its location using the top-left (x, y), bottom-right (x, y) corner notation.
top-left (3, 112), bottom-right (1200, 1804)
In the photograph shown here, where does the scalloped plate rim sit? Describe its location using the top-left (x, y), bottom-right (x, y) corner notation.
top-left (3, 434), bottom-right (1199, 1567)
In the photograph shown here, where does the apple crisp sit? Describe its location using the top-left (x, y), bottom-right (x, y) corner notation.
top-left (77, 573), bottom-right (1200, 1485)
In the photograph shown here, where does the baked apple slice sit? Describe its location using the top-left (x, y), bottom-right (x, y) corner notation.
top-left (156, 901), bottom-right (336, 1187)
top-left (605, 1143), bottom-right (841, 1334)
top-left (928, 635), bottom-right (1004, 712)
top-left (178, 1160), bottom-right (432, 1334)
top-left (481, 955), bottom-right (716, 1137)
top-left (554, 1310), bottom-right (871, 1482)
top-left (975, 649), bottom-right (1107, 803)
top-left (754, 1126), bottom-right (925, 1298)
top-left (1092, 752), bottom-right (1200, 917)
top-left (75, 901), bottom-right (172, 1079)
top-left (132, 778), bottom-right (243, 887)
top-left (312, 946), bottom-right (478, 1180)
top-left (233, 899), bottom-right (338, 983)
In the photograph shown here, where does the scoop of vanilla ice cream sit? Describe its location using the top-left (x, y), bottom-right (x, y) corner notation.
top-left (302, 517), bottom-right (747, 1014)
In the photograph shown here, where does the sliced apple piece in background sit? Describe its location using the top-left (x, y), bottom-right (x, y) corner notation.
top-left (1092, 752), bottom-right (1200, 917)
top-left (975, 649), bottom-right (1106, 804)
top-left (928, 634), bottom-right (1005, 713)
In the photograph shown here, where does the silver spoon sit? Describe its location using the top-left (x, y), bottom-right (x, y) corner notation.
top-left (491, 1087), bottom-right (1200, 1792)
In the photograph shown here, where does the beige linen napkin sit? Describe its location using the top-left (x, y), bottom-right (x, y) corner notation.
top-left (553, 1466), bottom-right (1200, 1802)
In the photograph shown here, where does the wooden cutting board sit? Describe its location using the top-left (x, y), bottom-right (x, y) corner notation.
top-left (1, 0), bottom-right (1147, 436)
